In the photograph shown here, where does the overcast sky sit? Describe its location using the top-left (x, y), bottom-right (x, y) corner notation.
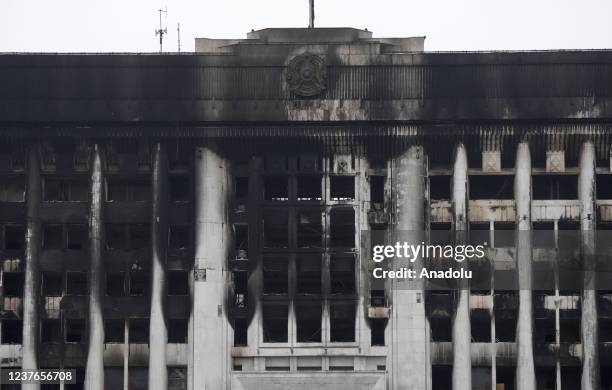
top-left (2, 0), bottom-right (612, 53)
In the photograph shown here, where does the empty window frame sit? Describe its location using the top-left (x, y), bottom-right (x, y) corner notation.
top-left (330, 176), bottom-right (355, 201)
top-left (129, 271), bottom-right (148, 296)
top-left (41, 319), bottom-right (62, 343)
top-left (370, 319), bottom-right (386, 346)
top-left (169, 175), bottom-right (190, 202)
top-left (469, 175), bottom-right (513, 199)
top-left (296, 255), bottom-right (321, 294)
top-left (2, 272), bottom-right (24, 297)
top-left (106, 224), bottom-right (150, 250)
top-left (167, 271), bottom-right (189, 296)
top-left (234, 224), bottom-right (248, 253)
top-left (329, 208), bottom-right (355, 247)
top-left (106, 179), bottom-right (151, 201)
top-left (262, 209), bottom-right (288, 248)
top-left (297, 209), bottom-right (322, 248)
top-left (66, 272), bottom-right (88, 295)
top-left (43, 272), bottom-right (63, 296)
top-left (65, 319), bottom-right (85, 343)
top-left (167, 319), bottom-right (188, 343)
top-left (297, 176), bottom-right (322, 201)
top-left (597, 174), bottom-right (612, 199)
top-left (329, 303), bottom-right (356, 342)
top-left (263, 257), bottom-right (288, 294)
top-left (471, 310), bottom-right (491, 342)
top-left (44, 178), bottom-right (88, 202)
top-left (429, 175), bottom-right (451, 201)
top-left (1, 320), bottom-right (22, 344)
top-left (129, 318), bottom-right (149, 343)
top-left (233, 271), bottom-right (248, 308)
top-left (330, 255), bottom-right (355, 294)
top-left (0, 176), bottom-right (25, 202)
top-left (262, 304), bottom-right (288, 343)
top-left (3, 225), bottom-right (24, 250)
top-left (104, 319), bottom-right (125, 343)
top-left (168, 226), bottom-right (189, 250)
top-left (42, 224), bottom-right (63, 250)
top-left (263, 177), bottom-right (288, 201)
top-left (532, 175), bottom-right (578, 200)
top-left (106, 272), bottom-right (126, 296)
top-left (370, 175), bottom-right (386, 204)
top-left (66, 224), bottom-right (88, 250)
top-left (430, 317), bottom-right (452, 342)
top-left (295, 302), bottom-right (322, 342)
top-left (233, 319), bottom-right (248, 346)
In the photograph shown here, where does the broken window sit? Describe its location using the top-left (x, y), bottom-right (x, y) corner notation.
top-left (233, 319), bottom-right (248, 346)
top-left (4, 225), bottom-right (24, 250)
top-left (129, 271), bottom-right (148, 296)
top-left (168, 226), bottom-right (189, 250)
top-left (129, 318), bottom-right (149, 343)
top-left (106, 272), bottom-right (125, 296)
top-left (66, 272), bottom-right (87, 295)
top-left (167, 319), bottom-right (188, 343)
top-left (130, 224), bottom-right (150, 250)
top-left (167, 271), bottom-right (189, 296)
top-left (263, 257), bottom-right (288, 294)
top-left (297, 209), bottom-right (322, 248)
top-left (296, 255), bottom-right (321, 294)
top-left (44, 178), bottom-right (88, 202)
top-left (1, 320), bottom-right (22, 343)
top-left (330, 176), bottom-right (355, 201)
top-left (370, 319), bottom-right (386, 346)
top-left (297, 176), bottom-right (322, 201)
top-left (330, 255), bottom-right (355, 294)
top-left (469, 175), bottom-right (513, 199)
top-left (430, 317), bottom-right (452, 342)
top-left (41, 319), bottom-right (62, 343)
top-left (106, 179), bottom-right (151, 201)
top-left (169, 175), bottom-right (190, 202)
top-left (262, 304), bottom-right (288, 343)
top-left (3, 272), bottom-right (23, 297)
top-left (0, 176), bottom-right (25, 202)
top-left (104, 319), bottom-right (125, 343)
top-left (234, 224), bottom-right (249, 254)
top-left (329, 208), bottom-right (355, 247)
top-left (370, 175), bottom-right (386, 203)
top-left (296, 302), bottom-right (321, 342)
top-left (429, 175), bottom-right (450, 200)
top-left (471, 310), bottom-right (491, 342)
top-left (235, 177), bottom-right (249, 201)
top-left (65, 319), bottom-right (85, 343)
top-left (532, 175), bottom-right (578, 200)
top-left (66, 224), bottom-right (88, 250)
top-left (43, 272), bottom-right (63, 296)
top-left (263, 209), bottom-right (288, 248)
top-left (43, 224), bottom-right (63, 250)
top-left (330, 303), bottom-right (355, 342)
top-left (264, 177), bottom-right (288, 201)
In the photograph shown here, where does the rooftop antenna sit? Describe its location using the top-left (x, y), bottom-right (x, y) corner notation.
top-left (177, 23), bottom-right (181, 52)
top-left (308, 0), bottom-right (314, 28)
top-left (155, 7), bottom-right (168, 53)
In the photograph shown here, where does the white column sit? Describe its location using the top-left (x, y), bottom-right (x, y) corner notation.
top-left (451, 144), bottom-right (471, 390)
top-left (391, 145), bottom-right (430, 390)
top-left (579, 141), bottom-right (599, 390)
top-left (514, 142), bottom-right (536, 390)
top-left (192, 146), bottom-right (231, 389)
top-left (85, 144), bottom-right (105, 390)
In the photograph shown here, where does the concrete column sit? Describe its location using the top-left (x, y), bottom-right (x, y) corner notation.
top-left (192, 146), bottom-right (231, 389)
top-left (451, 144), bottom-right (471, 390)
top-left (149, 143), bottom-right (168, 390)
top-left (578, 141), bottom-right (599, 390)
top-left (22, 146), bottom-right (41, 390)
top-left (85, 144), bottom-right (105, 390)
top-left (514, 142), bottom-right (536, 390)
top-left (391, 145), bottom-right (430, 390)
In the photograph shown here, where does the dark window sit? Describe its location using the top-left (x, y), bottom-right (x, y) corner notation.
top-left (44, 178), bottom-right (88, 202)
top-left (2, 272), bottom-right (23, 297)
top-left (4, 225), bottom-right (24, 250)
top-left (532, 175), bottom-right (578, 200)
top-left (66, 224), bottom-right (88, 250)
top-left (371, 319), bottom-right (386, 346)
top-left (167, 271), bottom-right (189, 296)
top-left (263, 257), bottom-right (288, 294)
top-left (263, 210), bottom-right (288, 248)
top-left (296, 303), bottom-right (321, 342)
top-left (43, 224), bottom-right (63, 250)
top-left (169, 226), bottom-right (189, 250)
top-left (235, 177), bottom-right (249, 200)
top-left (0, 176), bottom-right (25, 202)
top-left (129, 272), bottom-right (148, 296)
top-left (330, 303), bottom-right (355, 342)
top-left (167, 319), bottom-right (188, 343)
top-left (297, 209), bottom-right (322, 248)
top-left (234, 225), bottom-right (248, 252)
top-left (106, 179), bottom-right (150, 201)
top-left (169, 176), bottom-right (190, 202)
top-left (104, 319), bottom-right (125, 343)
top-left (1, 320), bottom-right (22, 343)
top-left (597, 174), bottom-right (612, 199)
top-left (471, 310), bottom-right (491, 342)
top-left (297, 176), bottom-right (322, 201)
top-left (469, 175), bottom-right (513, 199)
top-left (41, 319), bottom-right (62, 343)
top-left (429, 175), bottom-right (450, 200)
top-left (264, 177), bottom-right (288, 201)
top-left (234, 319), bottom-right (248, 346)
top-left (130, 224), bottom-right (150, 249)
top-left (65, 319), bottom-right (85, 343)
top-left (106, 272), bottom-right (125, 296)
top-left (106, 224), bottom-right (126, 250)
top-left (129, 318), bottom-right (149, 343)
top-left (262, 304), bottom-right (288, 343)
top-left (296, 256), bottom-right (321, 294)
top-left (330, 176), bottom-right (355, 201)
top-left (330, 208), bottom-right (355, 247)
top-left (430, 317), bottom-right (452, 342)
top-left (330, 256), bottom-right (355, 294)
top-left (43, 272), bottom-right (63, 296)
top-left (370, 175), bottom-right (386, 203)
top-left (66, 272), bottom-right (87, 295)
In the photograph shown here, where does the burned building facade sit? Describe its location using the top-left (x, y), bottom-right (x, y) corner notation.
top-left (1, 27), bottom-right (612, 390)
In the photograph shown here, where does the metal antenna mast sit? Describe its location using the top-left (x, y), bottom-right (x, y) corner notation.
top-left (308, 0), bottom-right (314, 28)
top-left (155, 7), bottom-right (168, 53)
top-left (177, 23), bottom-right (181, 53)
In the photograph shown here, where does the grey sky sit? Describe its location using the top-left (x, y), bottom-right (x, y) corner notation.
top-left (2, 0), bottom-right (612, 53)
